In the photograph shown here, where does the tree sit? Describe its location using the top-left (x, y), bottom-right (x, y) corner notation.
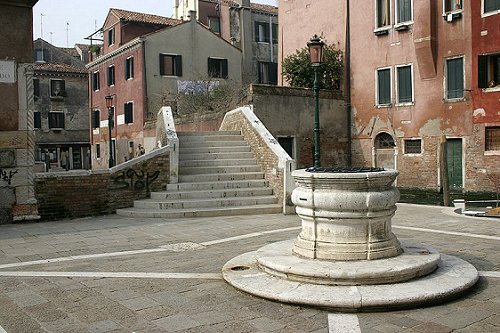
top-left (281, 42), bottom-right (343, 90)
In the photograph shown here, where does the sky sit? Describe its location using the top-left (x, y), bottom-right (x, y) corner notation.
top-left (33, 0), bottom-right (278, 48)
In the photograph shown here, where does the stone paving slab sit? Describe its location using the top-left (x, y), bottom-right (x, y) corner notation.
top-left (0, 204), bottom-right (498, 332)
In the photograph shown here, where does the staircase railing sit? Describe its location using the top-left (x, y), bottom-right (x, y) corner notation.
top-left (220, 105), bottom-right (297, 214)
top-left (156, 106), bottom-right (179, 184)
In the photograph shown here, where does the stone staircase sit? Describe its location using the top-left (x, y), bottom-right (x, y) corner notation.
top-left (116, 131), bottom-right (282, 218)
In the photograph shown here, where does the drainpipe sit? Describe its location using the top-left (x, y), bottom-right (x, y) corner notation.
top-left (269, 15), bottom-right (274, 61)
top-left (345, 0), bottom-right (352, 167)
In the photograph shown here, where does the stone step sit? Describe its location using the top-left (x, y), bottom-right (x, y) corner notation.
top-left (178, 172), bottom-right (265, 183)
top-left (133, 195), bottom-right (278, 210)
top-left (166, 179), bottom-right (269, 191)
top-left (179, 158), bottom-right (257, 168)
top-left (179, 135), bottom-right (245, 142)
top-left (177, 131), bottom-right (241, 136)
top-left (179, 140), bottom-right (248, 148)
top-left (179, 165), bottom-right (262, 175)
top-left (179, 152), bottom-right (255, 161)
top-left (151, 187), bottom-right (273, 200)
top-left (180, 146), bottom-right (251, 154)
top-left (116, 204), bottom-right (282, 219)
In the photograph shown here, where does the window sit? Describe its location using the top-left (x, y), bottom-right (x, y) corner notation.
top-left (95, 144), bottom-right (101, 159)
top-left (396, 0), bottom-right (412, 24)
top-left (208, 57), bottom-right (228, 79)
top-left (445, 57), bottom-right (464, 100)
top-left (34, 111), bottom-right (41, 129)
top-left (108, 28), bottom-right (115, 46)
top-left (258, 62), bottom-right (278, 85)
top-left (208, 17), bottom-right (220, 34)
top-left (444, 0), bottom-right (462, 13)
top-left (483, 0), bottom-right (500, 15)
top-left (278, 137), bottom-right (294, 158)
top-left (107, 65), bottom-right (115, 86)
top-left (272, 23), bottom-right (278, 44)
top-left (255, 21), bottom-right (269, 43)
top-left (396, 65), bottom-right (413, 104)
top-left (50, 79), bottom-right (66, 97)
top-left (92, 71), bottom-right (100, 91)
top-left (376, 67), bottom-right (391, 106)
top-left (485, 127), bottom-right (500, 151)
top-left (34, 49), bottom-right (48, 63)
top-left (376, 0), bottom-right (391, 28)
top-left (92, 110), bottom-right (100, 129)
top-left (159, 54), bottom-right (182, 76)
top-left (478, 53), bottom-right (500, 89)
top-left (48, 112), bottom-right (64, 129)
top-left (404, 139), bottom-right (422, 154)
top-left (125, 57), bottom-right (134, 80)
top-left (124, 102), bottom-right (133, 124)
top-left (33, 78), bottom-right (40, 98)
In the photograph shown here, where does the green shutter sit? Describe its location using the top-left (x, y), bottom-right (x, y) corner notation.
top-left (478, 55), bottom-right (488, 88)
top-left (175, 55), bottom-right (182, 77)
top-left (398, 66), bottom-right (412, 103)
top-left (378, 69), bottom-right (391, 104)
top-left (398, 0), bottom-right (411, 22)
top-left (484, 0), bottom-right (500, 12)
top-left (447, 58), bottom-right (463, 99)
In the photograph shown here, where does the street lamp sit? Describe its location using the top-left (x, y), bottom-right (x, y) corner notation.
top-left (105, 95), bottom-right (114, 168)
top-left (307, 35), bottom-right (324, 168)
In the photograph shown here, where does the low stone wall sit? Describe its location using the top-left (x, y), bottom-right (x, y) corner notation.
top-left (220, 106), bottom-right (296, 214)
top-left (35, 147), bottom-right (170, 221)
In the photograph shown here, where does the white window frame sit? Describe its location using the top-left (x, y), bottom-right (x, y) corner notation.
top-left (443, 0), bottom-right (463, 15)
top-left (395, 0), bottom-right (414, 27)
top-left (125, 56), bottom-right (134, 80)
top-left (444, 55), bottom-right (465, 102)
top-left (403, 138), bottom-right (423, 155)
top-left (482, 0), bottom-right (500, 17)
top-left (92, 71), bottom-right (100, 91)
top-left (395, 63), bottom-right (414, 106)
top-left (375, 66), bottom-right (393, 107)
top-left (374, 0), bottom-right (392, 32)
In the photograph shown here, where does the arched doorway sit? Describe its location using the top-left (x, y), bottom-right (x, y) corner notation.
top-left (374, 132), bottom-right (396, 170)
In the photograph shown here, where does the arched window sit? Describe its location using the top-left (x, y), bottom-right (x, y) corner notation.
top-left (375, 132), bottom-right (395, 148)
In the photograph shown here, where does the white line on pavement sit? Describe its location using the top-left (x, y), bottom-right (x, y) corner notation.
top-left (199, 226), bottom-right (300, 246)
top-left (0, 271), bottom-right (222, 280)
top-left (393, 225), bottom-right (500, 241)
top-left (328, 313), bottom-right (361, 333)
top-left (479, 271), bottom-right (500, 278)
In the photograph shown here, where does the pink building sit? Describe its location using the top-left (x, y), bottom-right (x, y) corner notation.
top-left (279, 0), bottom-right (499, 194)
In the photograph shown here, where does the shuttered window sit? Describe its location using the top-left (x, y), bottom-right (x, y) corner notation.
top-left (159, 54), bottom-right (182, 76)
top-left (258, 62), bottom-right (278, 85)
top-left (34, 112), bottom-right (41, 129)
top-left (397, 65), bottom-right (412, 103)
top-left (92, 72), bottom-right (100, 91)
top-left (397, 0), bottom-right (412, 23)
top-left (478, 53), bottom-right (500, 88)
top-left (124, 102), bottom-right (133, 124)
top-left (377, 0), bottom-right (391, 27)
top-left (484, 0), bottom-right (500, 13)
top-left (485, 127), bottom-right (500, 151)
top-left (208, 58), bottom-right (228, 79)
top-left (377, 68), bottom-right (391, 105)
top-left (446, 57), bottom-right (464, 99)
top-left (107, 65), bottom-right (115, 86)
top-left (92, 110), bottom-right (100, 129)
top-left (125, 57), bottom-right (134, 80)
top-left (255, 22), bottom-right (269, 43)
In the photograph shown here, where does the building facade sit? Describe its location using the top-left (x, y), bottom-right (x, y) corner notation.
top-left (0, 0), bottom-right (39, 223)
top-left (87, 8), bottom-right (243, 170)
top-left (174, 0), bottom-right (278, 85)
top-left (279, 0), bottom-right (500, 194)
top-left (33, 39), bottom-right (91, 172)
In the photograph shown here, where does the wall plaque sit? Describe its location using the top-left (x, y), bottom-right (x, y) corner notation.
top-left (0, 60), bottom-right (16, 84)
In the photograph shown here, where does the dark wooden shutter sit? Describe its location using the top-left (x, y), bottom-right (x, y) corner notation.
top-left (124, 103), bottom-right (133, 124)
top-left (484, 0), bottom-right (500, 12)
top-left (447, 58), bottom-right (463, 99)
top-left (208, 58), bottom-right (215, 77)
top-left (269, 62), bottom-right (278, 85)
top-left (398, 66), bottom-right (411, 103)
top-left (34, 112), bottom-right (41, 129)
top-left (175, 55), bottom-right (182, 77)
top-left (33, 78), bottom-right (40, 97)
top-left (378, 69), bottom-right (391, 104)
top-left (478, 55), bottom-right (488, 88)
top-left (254, 22), bottom-right (260, 42)
top-left (159, 55), bottom-right (165, 75)
top-left (222, 59), bottom-right (228, 79)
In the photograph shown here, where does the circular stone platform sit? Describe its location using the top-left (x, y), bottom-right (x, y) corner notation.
top-left (222, 240), bottom-right (478, 311)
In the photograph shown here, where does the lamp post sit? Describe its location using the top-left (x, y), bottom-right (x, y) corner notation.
top-left (307, 35), bottom-right (324, 168)
top-left (105, 95), bottom-right (114, 168)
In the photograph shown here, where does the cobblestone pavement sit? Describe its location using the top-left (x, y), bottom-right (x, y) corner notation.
top-left (0, 203), bottom-right (498, 333)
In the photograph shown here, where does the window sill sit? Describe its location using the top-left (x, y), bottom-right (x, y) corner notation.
top-left (373, 27), bottom-right (390, 36)
top-left (481, 9), bottom-right (500, 18)
top-left (484, 150), bottom-right (500, 156)
top-left (395, 102), bottom-right (414, 107)
top-left (483, 86), bottom-right (500, 93)
top-left (394, 22), bottom-right (413, 31)
top-left (444, 97), bottom-right (465, 103)
top-left (403, 153), bottom-right (422, 156)
top-left (443, 10), bottom-right (463, 22)
top-left (376, 103), bottom-right (392, 108)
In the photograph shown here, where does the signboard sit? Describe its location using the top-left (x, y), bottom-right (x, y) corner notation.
top-left (0, 60), bottom-right (16, 84)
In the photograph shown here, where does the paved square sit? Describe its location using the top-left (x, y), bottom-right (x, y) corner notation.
top-left (0, 203), bottom-right (498, 332)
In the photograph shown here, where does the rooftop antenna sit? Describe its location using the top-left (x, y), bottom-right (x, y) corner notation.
top-left (49, 32), bottom-right (53, 44)
top-left (66, 22), bottom-right (70, 47)
top-left (40, 13), bottom-right (45, 40)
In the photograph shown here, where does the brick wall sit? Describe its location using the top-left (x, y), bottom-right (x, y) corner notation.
top-left (35, 149), bottom-right (170, 221)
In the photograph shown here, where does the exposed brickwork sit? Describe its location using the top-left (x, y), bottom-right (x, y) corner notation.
top-left (220, 111), bottom-right (285, 207)
top-left (35, 152), bottom-right (170, 221)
